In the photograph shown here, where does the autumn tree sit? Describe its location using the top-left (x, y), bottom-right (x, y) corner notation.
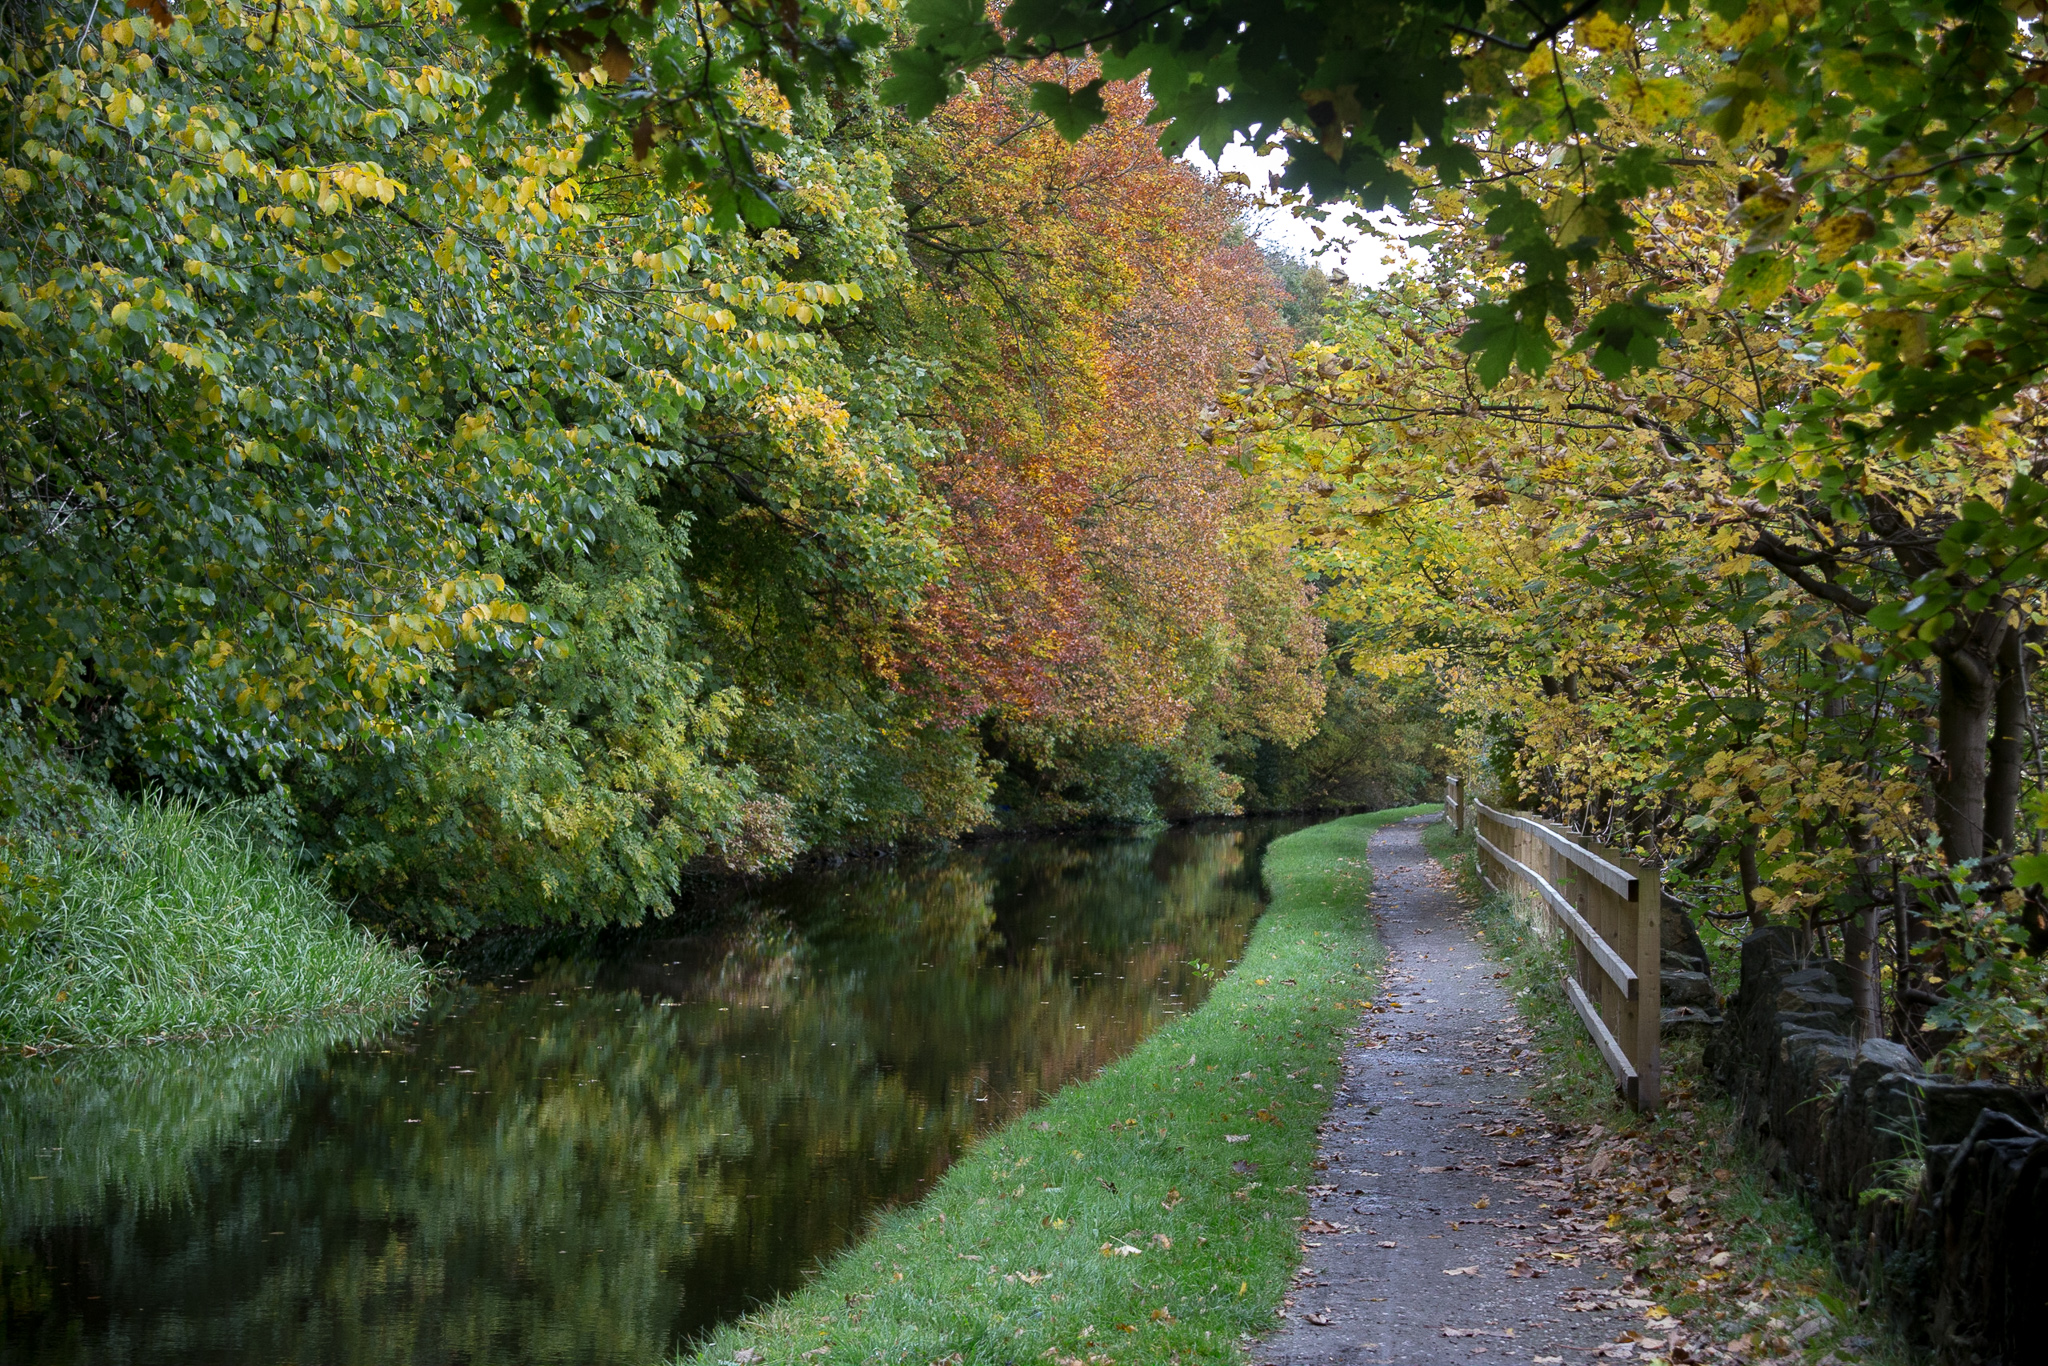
top-left (1242, 18), bottom-right (2048, 1062)
top-left (887, 62), bottom-right (1327, 822)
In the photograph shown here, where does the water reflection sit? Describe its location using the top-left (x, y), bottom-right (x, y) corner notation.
top-left (0, 822), bottom-right (1294, 1366)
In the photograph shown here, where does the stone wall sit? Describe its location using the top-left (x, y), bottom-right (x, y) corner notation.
top-left (1705, 928), bottom-right (2048, 1364)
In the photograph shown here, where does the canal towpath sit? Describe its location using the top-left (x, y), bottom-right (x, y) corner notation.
top-left (1258, 815), bottom-right (1660, 1365)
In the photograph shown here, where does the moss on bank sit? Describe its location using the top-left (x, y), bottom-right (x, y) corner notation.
top-left (1, 763), bottom-right (430, 1049)
top-left (681, 805), bottom-right (1436, 1366)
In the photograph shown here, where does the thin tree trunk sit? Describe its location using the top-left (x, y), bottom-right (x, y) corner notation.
top-left (1986, 626), bottom-right (2028, 854)
top-left (1936, 642), bottom-right (2002, 863)
top-left (1831, 683), bottom-right (1885, 1036)
top-left (1843, 904), bottom-right (1883, 1038)
top-left (1738, 835), bottom-right (1764, 931)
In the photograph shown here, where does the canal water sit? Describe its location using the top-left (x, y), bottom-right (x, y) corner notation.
top-left (0, 820), bottom-right (1300, 1366)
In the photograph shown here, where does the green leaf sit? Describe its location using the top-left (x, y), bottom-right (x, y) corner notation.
top-left (1717, 250), bottom-right (1795, 311)
top-left (878, 47), bottom-right (957, 120)
top-left (1458, 302), bottom-right (1557, 387)
top-left (1570, 293), bottom-right (1672, 378)
top-left (1028, 78), bottom-right (1108, 141)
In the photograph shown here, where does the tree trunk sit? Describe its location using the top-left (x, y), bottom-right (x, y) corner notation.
top-left (1985, 626), bottom-right (2029, 855)
top-left (1936, 640), bottom-right (2003, 863)
top-left (1841, 903), bottom-right (1882, 1038)
top-left (1846, 839), bottom-right (1887, 1040)
top-left (1738, 835), bottom-right (1764, 931)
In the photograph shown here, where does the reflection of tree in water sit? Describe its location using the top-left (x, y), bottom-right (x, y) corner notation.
top-left (1, 1016), bottom-right (387, 1233)
top-left (0, 823), bottom-right (1294, 1366)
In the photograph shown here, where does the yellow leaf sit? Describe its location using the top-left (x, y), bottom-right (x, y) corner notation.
top-left (1619, 75), bottom-right (1694, 124)
top-left (1812, 209), bottom-right (1877, 260)
top-left (1865, 309), bottom-right (1929, 366)
top-left (1575, 11), bottom-right (1634, 50)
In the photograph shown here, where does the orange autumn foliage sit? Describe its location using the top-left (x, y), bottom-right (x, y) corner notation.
top-left (895, 64), bottom-right (1309, 744)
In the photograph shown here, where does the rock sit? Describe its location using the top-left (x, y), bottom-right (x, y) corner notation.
top-left (1854, 1038), bottom-right (1921, 1079)
top-left (1660, 901), bottom-right (1714, 975)
top-left (1919, 1108), bottom-right (2048, 1363)
top-left (1913, 1078), bottom-right (2044, 1145)
top-left (1661, 1004), bottom-right (1722, 1038)
top-left (1662, 969), bottom-right (1719, 1010)
top-left (1714, 929), bottom-right (2048, 1363)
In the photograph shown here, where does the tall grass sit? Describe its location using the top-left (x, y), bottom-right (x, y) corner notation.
top-left (0, 777), bottom-right (430, 1049)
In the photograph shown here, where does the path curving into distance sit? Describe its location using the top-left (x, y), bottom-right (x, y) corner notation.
top-left (1259, 814), bottom-right (1652, 1365)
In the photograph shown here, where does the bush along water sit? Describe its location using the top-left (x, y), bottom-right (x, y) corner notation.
top-left (680, 805), bottom-right (1431, 1366)
top-left (0, 753), bottom-right (430, 1050)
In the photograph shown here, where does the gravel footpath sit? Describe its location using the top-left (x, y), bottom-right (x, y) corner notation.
top-left (1258, 815), bottom-right (1647, 1365)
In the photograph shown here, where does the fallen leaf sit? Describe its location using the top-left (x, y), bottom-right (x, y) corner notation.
top-left (1303, 1219), bottom-right (1345, 1234)
top-left (1443, 1265), bottom-right (1481, 1276)
top-left (1443, 1327), bottom-right (1516, 1338)
top-left (1224, 1134), bottom-right (1251, 1143)
top-left (1305, 1312), bottom-right (1334, 1327)
top-left (1099, 1243), bottom-right (1142, 1257)
top-left (1378, 1240), bottom-right (1398, 1248)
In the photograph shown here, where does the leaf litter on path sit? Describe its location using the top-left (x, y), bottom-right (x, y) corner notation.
top-left (1259, 818), bottom-right (1898, 1366)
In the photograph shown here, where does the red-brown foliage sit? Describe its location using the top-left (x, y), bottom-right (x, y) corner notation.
top-left (895, 64), bottom-right (1299, 743)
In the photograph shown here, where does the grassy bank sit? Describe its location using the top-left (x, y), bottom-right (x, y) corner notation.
top-left (683, 804), bottom-right (1435, 1366)
top-left (1, 767), bottom-right (431, 1050)
top-left (1420, 818), bottom-right (1911, 1366)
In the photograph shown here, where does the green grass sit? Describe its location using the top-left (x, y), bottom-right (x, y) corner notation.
top-left (0, 777), bottom-right (431, 1049)
top-left (680, 804), bottom-right (1437, 1366)
top-left (1421, 817), bottom-right (1915, 1366)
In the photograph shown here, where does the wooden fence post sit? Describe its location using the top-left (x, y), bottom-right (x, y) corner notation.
top-left (1466, 798), bottom-right (1660, 1113)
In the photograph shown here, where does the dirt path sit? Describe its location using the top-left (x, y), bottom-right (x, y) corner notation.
top-left (1259, 815), bottom-right (1646, 1365)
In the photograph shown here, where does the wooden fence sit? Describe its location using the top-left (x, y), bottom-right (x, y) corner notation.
top-left (1446, 780), bottom-right (1661, 1111)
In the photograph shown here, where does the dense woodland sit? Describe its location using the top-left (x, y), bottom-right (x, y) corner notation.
top-left (9, 0), bottom-right (2048, 1089)
top-left (0, 0), bottom-right (1440, 949)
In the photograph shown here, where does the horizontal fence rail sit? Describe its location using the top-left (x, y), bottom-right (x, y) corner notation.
top-left (1447, 780), bottom-right (1660, 1111)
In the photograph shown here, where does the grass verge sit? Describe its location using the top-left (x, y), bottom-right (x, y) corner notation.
top-left (1, 763), bottom-right (431, 1050)
top-left (681, 804), bottom-right (1437, 1366)
top-left (1421, 818), bottom-right (1914, 1366)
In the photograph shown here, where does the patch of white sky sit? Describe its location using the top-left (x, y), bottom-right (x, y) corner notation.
top-left (1180, 138), bottom-right (1426, 287)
